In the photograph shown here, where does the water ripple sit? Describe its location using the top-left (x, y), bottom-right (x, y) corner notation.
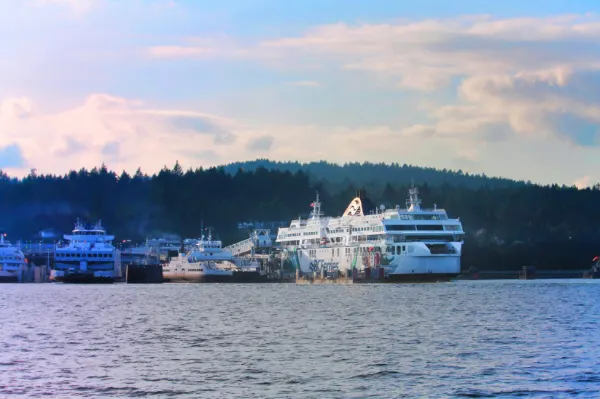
top-left (0, 280), bottom-right (599, 398)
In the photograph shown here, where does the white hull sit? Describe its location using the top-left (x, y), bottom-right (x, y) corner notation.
top-left (291, 242), bottom-right (462, 277)
top-left (389, 255), bottom-right (461, 276)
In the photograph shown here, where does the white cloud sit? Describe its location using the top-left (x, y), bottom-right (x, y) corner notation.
top-left (574, 176), bottom-right (593, 189)
top-left (147, 46), bottom-right (215, 59)
top-left (287, 80), bottom-right (321, 87)
top-left (0, 93), bottom-right (484, 178)
top-left (145, 14), bottom-right (600, 147)
top-left (32, 0), bottom-right (95, 14)
top-left (260, 15), bottom-right (600, 89)
top-left (0, 94), bottom-right (244, 176)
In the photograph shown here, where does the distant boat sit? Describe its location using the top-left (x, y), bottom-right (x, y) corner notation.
top-left (0, 233), bottom-right (26, 283)
top-left (584, 256), bottom-right (600, 279)
top-left (163, 232), bottom-right (235, 283)
top-left (50, 219), bottom-right (121, 283)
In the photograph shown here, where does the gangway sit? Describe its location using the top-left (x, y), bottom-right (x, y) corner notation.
top-left (224, 229), bottom-right (276, 256)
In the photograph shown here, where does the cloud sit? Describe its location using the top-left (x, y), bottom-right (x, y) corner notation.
top-left (253, 15), bottom-right (600, 146)
top-left (0, 94), bottom-right (247, 176)
top-left (260, 15), bottom-right (600, 90)
top-left (0, 98), bottom-right (37, 120)
top-left (0, 144), bottom-right (26, 169)
top-left (55, 137), bottom-right (88, 157)
top-left (167, 114), bottom-right (236, 145)
top-left (101, 141), bottom-right (120, 159)
top-left (287, 81), bottom-right (321, 87)
top-left (402, 68), bottom-right (600, 146)
top-left (0, 93), bottom-right (485, 178)
top-left (246, 135), bottom-right (274, 152)
top-left (32, 0), bottom-right (95, 14)
top-left (574, 176), bottom-right (593, 189)
top-left (147, 46), bottom-right (215, 59)
top-left (144, 14), bottom-right (600, 149)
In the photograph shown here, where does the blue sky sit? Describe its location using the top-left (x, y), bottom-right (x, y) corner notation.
top-left (1, 0), bottom-right (600, 187)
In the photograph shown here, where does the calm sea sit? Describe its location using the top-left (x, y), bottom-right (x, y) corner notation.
top-left (1, 281), bottom-right (599, 398)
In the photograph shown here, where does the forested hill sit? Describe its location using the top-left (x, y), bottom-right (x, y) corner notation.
top-left (1, 162), bottom-right (600, 270)
top-left (222, 159), bottom-right (532, 190)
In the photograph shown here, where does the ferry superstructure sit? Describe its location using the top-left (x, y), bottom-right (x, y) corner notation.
top-left (50, 219), bottom-right (122, 283)
top-left (163, 234), bottom-right (235, 282)
top-left (0, 234), bottom-right (26, 283)
top-left (276, 187), bottom-right (465, 282)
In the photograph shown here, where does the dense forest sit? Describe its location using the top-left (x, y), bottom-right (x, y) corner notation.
top-left (1, 159), bottom-right (599, 271)
top-left (222, 159), bottom-right (532, 191)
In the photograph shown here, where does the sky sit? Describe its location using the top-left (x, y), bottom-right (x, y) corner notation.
top-left (1, 0), bottom-right (600, 186)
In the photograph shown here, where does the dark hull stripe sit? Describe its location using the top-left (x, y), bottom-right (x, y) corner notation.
top-left (53, 275), bottom-right (114, 284)
top-left (387, 273), bottom-right (458, 283)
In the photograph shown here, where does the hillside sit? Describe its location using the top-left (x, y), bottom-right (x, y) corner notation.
top-left (222, 159), bottom-right (533, 191)
top-left (1, 161), bottom-right (599, 271)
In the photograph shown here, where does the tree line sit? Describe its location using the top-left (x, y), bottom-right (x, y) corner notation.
top-left (1, 160), bottom-right (598, 270)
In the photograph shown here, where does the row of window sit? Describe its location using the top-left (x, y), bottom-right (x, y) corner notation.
top-left (386, 225), bottom-right (448, 231)
top-left (56, 253), bottom-right (113, 258)
top-left (397, 214), bottom-right (448, 220)
top-left (302, 231), bottom-right (319, 236)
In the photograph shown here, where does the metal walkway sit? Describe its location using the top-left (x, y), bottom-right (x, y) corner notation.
top-left (224, 229), bottom-right (276, 256)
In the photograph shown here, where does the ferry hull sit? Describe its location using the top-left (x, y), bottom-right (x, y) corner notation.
top-left (163, 273), bottom-right (234, 283)
top-left (163, 271), bottom-right (270, 283)
top-left (0, 274), bottom-right (18, 283)
top-left (389, 255), bottom-right (461, 276)
top-left (52, 274), bottom-right (115, 284)
top-left (387, 273), bottom-right (457, 283)
top-left (50, 270), bottom-right (115, 284)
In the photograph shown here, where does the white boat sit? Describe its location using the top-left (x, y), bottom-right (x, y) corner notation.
top-left (163, 233), bottom-right (235, 282)
top-left (276, 187), bottom-right (465, 282)
top-left (0, 233), bottom-right (26, 283)
top-left (120, 238), bottom-right (180, 265)
top-left (50, 219), bottom-right (121, 283)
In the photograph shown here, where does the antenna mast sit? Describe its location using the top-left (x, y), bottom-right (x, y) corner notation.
top-left (406, 185), bottom-right (422, 212)
top-left (310, 191), bottom-right (323, 219)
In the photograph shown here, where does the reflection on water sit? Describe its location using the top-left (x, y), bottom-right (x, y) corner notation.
top-left (1, 280), bottom-right (599, 398)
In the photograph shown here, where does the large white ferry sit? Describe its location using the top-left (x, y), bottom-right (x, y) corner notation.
top-left (50, 220), bottom-right (122, 283)
top-left (276, 187), bottom-right (465, 282)
top-left (0, 233), bottom-right (27, 283)
top-left (163, 234), bottom-right (235, 282)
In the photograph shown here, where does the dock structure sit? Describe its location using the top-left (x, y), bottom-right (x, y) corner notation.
top-left (224, 229), bottom-right (276, 257)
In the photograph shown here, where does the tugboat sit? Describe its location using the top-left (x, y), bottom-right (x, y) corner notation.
top-left (0, 233), bottom-right (26, 283)
top-left (50, 219), bottom-right (121, 283)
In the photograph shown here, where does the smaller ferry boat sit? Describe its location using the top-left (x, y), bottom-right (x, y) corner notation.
top-left (50, 219), bottom-right (121, 283)
top-left (120, 238), bottom-right (181, 264)
top-left (0, 233), bottom-right (27, 283)
top-left (163, 232), bottom-right (236, 283)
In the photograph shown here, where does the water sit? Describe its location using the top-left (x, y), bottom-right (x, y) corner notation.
top-left (1, 281), bottom-right (600, 398)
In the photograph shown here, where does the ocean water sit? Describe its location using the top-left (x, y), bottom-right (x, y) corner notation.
top-left (1, 280), bottom-right (599, 398)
